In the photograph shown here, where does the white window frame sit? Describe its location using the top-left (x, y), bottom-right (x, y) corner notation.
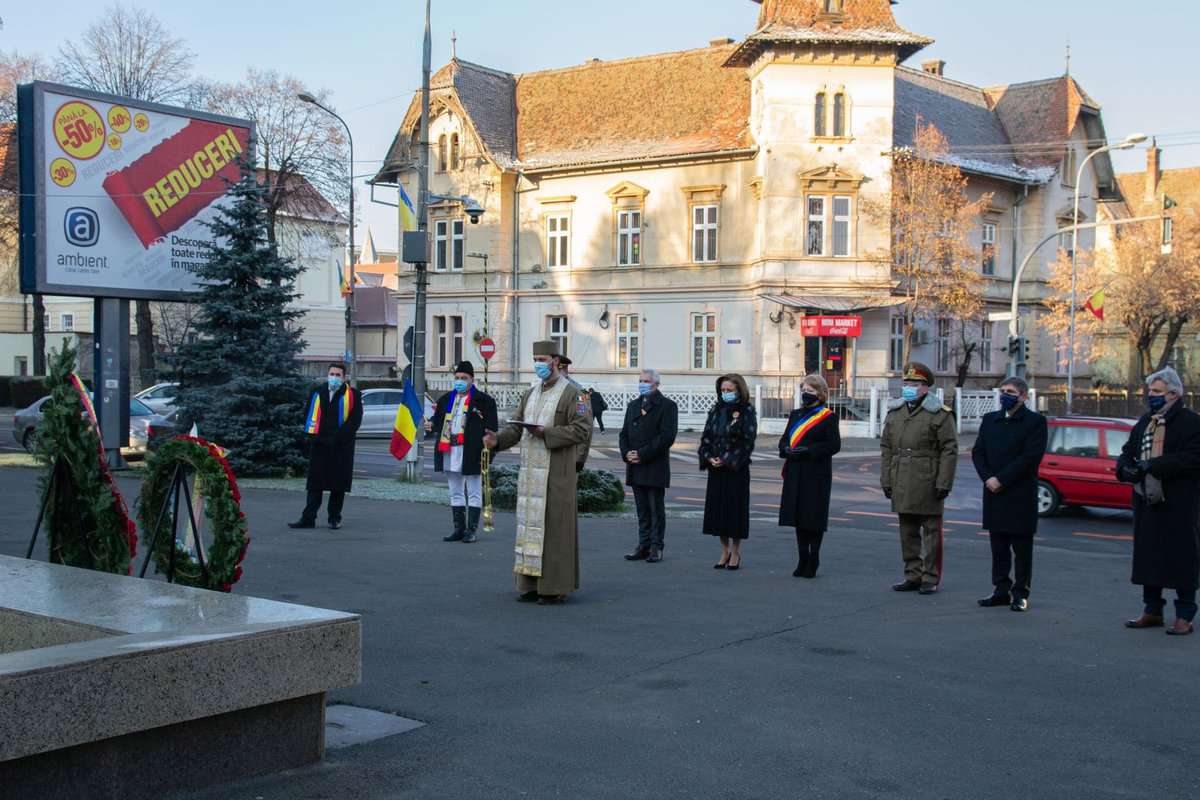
top-left (979, 321), bottom-right (992, 372)
top-left (692, 204), bottom-right (719, 264)
top-left (617, 209), bottom-right (641, 266)
top-left (981, 223), bottom-right (997, 275)
top-left (451, 315), bottom-right (464, 364)
top-left (60, 312), bottom-right (75, 332)
top-left (806, 196), bottom-right (826, 256)
top-left (889, 315), bottom-right (905, 373)
top-left (434, 220), bottom-right (449, 272)
top-left (452, 219), bottom-right (464, 271)
top-left (434, 315), bottom-right (448, 367)
top-left (691, 312), bottom-right (717, 370)
top-left (547, 214), bottom-right (570, 268)
top-left (548, 315), bottom-right (568, 359)
top-left (43, 312), bottom-right (51, 332)
top-left (832, 195), bottom-right (852, 257)
top-left (935, 318), bottom-right (951, 373)
top-left (616, 314), bottom-right (640, 369)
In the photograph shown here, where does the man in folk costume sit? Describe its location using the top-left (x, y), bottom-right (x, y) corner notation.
top-left (558, 356), bottom-right (593, 472)
top-left (879, 362), bottom-right (958, 594)
top-left (290, 363), bottom-right (363, 530)
top-left (427, 361), bottom-right (499, 544)
top-left (483, 341), bottom-right (592, 605)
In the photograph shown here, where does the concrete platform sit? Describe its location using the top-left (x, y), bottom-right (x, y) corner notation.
top-left (0, 555), bottom-right (361, 799)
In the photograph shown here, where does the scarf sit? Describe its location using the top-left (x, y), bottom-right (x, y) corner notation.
top-left (438, 386), bottom-right (473, 453)
top-left (787, 405), bottom-right (833, 448)
top-left (305, 387), bottom-right (353, 435)
top-left (1140, 413), bottom-right (1167, 460)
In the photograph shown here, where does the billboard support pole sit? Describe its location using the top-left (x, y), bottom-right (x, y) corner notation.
top-left (93, 298), bottom-right (130, 469)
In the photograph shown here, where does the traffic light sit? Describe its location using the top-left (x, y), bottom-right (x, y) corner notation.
top-left (1007, 336), bottom-right (1027, 375)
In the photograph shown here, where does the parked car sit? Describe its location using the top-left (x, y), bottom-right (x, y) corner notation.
top-left (1037, 416), bottom-right (1136, 516)
top-left (13, 395), bottom-right (173, 459)
top-left (134, 382), bottom-right (179, 415)
top-left (356, 388), bottom-right (436, 437)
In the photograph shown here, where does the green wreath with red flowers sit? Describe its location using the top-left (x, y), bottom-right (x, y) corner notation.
top-left (137, 435), bottom-right (250, 592)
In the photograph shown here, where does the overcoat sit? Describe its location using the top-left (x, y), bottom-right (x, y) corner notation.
top-left (970, 405), bottom-right (1048, 535)
top-left (1116, 401), bottom-right (1200, 591)
top-left (590, 391), bottom-right (608, 417)
top-left (879, 393), bottom-right (958, 516)
top-left (494, 377), bottom-right (592, 595)
top-left (304, 383), bottom-right (363, 493)
top-left (429, 387), bottom-right (499, 476)
top-left (698, 401), bottom-right (757, 472)
top-left (619, 391), bottom-right (679, 488)
top-left (777, 407), bottom-right (842, 531)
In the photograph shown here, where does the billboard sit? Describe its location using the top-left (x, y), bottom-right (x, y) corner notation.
top-left (18, 82), bottom-right (255, 300)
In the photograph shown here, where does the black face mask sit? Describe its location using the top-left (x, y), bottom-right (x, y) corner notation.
top-left (801, 392), bottom-right (820, 407)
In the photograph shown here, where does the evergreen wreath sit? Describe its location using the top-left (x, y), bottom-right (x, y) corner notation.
top-left (137, 435), bottom-right (250, 592)
top-left (34, 344), bottom-right (137, 574)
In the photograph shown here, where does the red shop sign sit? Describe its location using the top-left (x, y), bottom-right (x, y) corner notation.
top-left (799, 315), bottom-right (862, 337)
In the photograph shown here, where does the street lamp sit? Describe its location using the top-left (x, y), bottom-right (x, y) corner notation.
top-left (297, 91), bottom-right (357, 379)
top-left (1067, 132), bottom-right (1148, 413)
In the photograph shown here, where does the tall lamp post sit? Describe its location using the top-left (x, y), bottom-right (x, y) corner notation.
top-left (467, 251), bottom-right (490, 388)
top-left (1067, 132), bottom-right (1147, 413)
top-left (298, 92), bottom-right (357, 378)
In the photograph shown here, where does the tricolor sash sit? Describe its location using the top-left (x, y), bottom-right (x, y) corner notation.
top-left (304, 388), bottom-right (354, 435)
top-left (437, 387), bottom-right (473, 453)
top-left (787, 406), bottom-right (833, 448)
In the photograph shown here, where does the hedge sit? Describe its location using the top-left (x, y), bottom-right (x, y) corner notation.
top-left (489, 463), bottom-right (625, 513)
top-left (1, 375), bottom-right (96, 409)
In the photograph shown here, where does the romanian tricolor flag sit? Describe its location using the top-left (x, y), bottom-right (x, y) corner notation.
top-left (787, 406), bottom-right (834, 448)
top-left (337, 259), bottom-right (351, 298)
top-left (400, 185), bottom-right (417, 232)
top-left (1084, 290), bottom-right (1105, 321)
top-left (389, 379), bottom-right (424, 461)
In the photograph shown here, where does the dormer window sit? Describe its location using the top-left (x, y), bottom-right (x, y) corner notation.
top-left (450, 133), bottom-right (461, 171)
top-left (814, 92), bottom-right (827, 137)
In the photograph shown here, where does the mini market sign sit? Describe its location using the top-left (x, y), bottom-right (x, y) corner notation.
top-left (799, 315), bottom-right (862, 337)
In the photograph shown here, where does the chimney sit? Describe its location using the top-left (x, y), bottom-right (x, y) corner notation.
top-left (710, 37), bottom-right (735, 47)
top-left (1145, 138), bottom-right (1161, 201)
top-left (921, 59), bottom-right (946, 77)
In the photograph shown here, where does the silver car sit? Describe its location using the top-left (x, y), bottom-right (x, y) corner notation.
top-left (13, 395), bottom-right (173, 458)
top-left (134, 382), bottom-right (179, 415)
top-left (356, 388), bottom-right (436, 437)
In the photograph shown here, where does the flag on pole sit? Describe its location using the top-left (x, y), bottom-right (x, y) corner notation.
top-left (400, 185), bottom-right (418, 232)
top-left (336, 258), bottom-right (351, 298)
top-left (1084, 289), bottom-right (1105, 321)
top-left (389, 379), bottom-right (424, 461)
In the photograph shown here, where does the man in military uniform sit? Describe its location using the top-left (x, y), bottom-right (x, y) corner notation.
top-left (558, 356), bottom-right (593, 472)
top-left (880, 362), bottom-right (959, 594)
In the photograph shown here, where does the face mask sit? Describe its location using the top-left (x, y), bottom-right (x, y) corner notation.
top-left (453, 379), bottom-right (469, 394)
top-left (534, 362), bottom-right (552, 380)
top-left (638, 382), bottom-right (654, 396)
top-left (901, 386), bottom-right (919, 403)
top-left (1148, 395), bottom-right (1167, 413)
top-left (999, 393), bottom-right (1020, 411)
top-left (802, 392), bottom-right (819, 407)
top-left (327, 375), bottom-right (343, 392)
top-left (721, 391), bottom-right (738, 404)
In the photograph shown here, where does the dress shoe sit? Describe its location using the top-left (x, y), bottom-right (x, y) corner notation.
top-left (714, 560), bottom-right (728, 570)
top-left (918, 584), bottom-right (939, 595)
top-left (516, 591), bottom-right (539, 603)
top-left (288, 520), bottom-right (315, 529)
top-left (537, 595), bottom-right (567, 606)
top-left (978, 593), bottom-right (1012, 607)
top-left (328, 521), bottom-right (341, 530)
top-left (1166, 619), bottom-right (1195, 636)
top-left (1010, 597), bottom-right (1029, 612)
top-left (892, 580), bottom-right (921, 592)
top-left (624, 548), bottom-right (650, 561)
top-left (1124, 613), bottom-right (1164, 629)
top-left (646, 549), bottom-right (663, 563)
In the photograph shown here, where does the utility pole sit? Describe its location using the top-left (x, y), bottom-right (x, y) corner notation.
top-left (411, 0), bottom-right (432, 479)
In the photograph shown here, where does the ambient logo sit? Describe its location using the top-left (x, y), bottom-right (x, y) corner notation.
top-left (64, 207), bottom-right (99, 247)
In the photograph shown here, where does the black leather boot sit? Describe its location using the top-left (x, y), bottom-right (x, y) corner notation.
top-left (464, 507), bottom-right (480, 543)
top-left (793, 529), bottom-right (808, 578)
top-left (444, 506), bottom-right (466, 541)
top-left (804, 530), bottom-right (824, 578)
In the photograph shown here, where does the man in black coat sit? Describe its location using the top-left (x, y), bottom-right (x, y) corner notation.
top-left (290, 363), bottom-right (363, 530)
top-left (590, 388), bottom-right (609, 433)
top-left (426, 361), bottom-right (499, 543)
top-left (620, 369), bottom-right (678, 563)
top-left (970, 376), bottom-right (1048, 611)
top-left (1116, 367), bottom-right (1200, 636)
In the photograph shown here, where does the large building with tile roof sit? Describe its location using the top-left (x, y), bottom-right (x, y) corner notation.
top-left (374, 0), bottom-right (1123, 403)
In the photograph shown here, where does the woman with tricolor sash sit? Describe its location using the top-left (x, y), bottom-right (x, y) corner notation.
top-left (778, 374), bottom-right (841, 578)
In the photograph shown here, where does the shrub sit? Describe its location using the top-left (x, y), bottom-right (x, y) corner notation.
top-left (487, 463), bottom-right (624, 513)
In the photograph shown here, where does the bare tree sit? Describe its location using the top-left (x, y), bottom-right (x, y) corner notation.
top-left (1, 50), bottom-right (56, 122)
top-left (204, 69), bottom-right (349, 246)
top-left (55, 5), bottom-right (197, 385)
top-left (153, 301), bottom-right (201, 364)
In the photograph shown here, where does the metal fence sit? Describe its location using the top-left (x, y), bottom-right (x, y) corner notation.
top-left (1037, 390), bottom-right (1200, 419)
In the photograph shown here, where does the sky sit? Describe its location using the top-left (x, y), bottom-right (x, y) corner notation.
top-left (5, 0), bottom-right (1199, 249)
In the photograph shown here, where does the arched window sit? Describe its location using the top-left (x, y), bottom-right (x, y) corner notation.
top-left (450, 133), bottom-right (460, 171)
top-left (814, 92), bottom-right (826, 137)
top-left (437, 134), bottom-right (447, 172)
top-left (409, 127), bottom-right (420, 160)
top-left (824, 0), bottom-right (844, 13)
top-left (833, 92), bottom-right (846, 137)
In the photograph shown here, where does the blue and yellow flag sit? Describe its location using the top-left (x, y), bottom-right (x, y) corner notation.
top-left (389, 379), bottom-right (424, 460)
top-left (336, 259), bottom-right (351, 298)
top-left (400, 185), bottom-right (417, 232)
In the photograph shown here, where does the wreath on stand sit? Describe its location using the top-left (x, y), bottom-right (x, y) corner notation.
top-left (33, 344), bottom-right (137, 574)
top-left (137, 435), bottom-right (250, 592)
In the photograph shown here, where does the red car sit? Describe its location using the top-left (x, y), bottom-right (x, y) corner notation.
top-left (1037, 416), bottom-right (1136, 517)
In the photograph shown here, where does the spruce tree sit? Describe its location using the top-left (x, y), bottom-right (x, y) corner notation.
top-left (170, 158), bottom-right (310, 477)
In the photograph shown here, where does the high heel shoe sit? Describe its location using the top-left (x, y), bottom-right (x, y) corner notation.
top-left (713, 558), bottom-right (729, 569)
top-left (727, 556), bottom-right (741, 571)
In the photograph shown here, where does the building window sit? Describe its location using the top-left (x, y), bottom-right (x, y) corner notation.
top-left (434, 316), bottom-right (447, 366)
top-left (437, 134), bottom-right (447, 173)
top-left (450, 133), bottom-right (460, 171)
top-left (14, 356), bottom-right (28, 376)
top-left (981, 223), bottom-right (997, 275)
top-left (832, 195), bottom-right (851, 256)
top-left (823, 0), bottom-right (844, 12)
top-left (1061, 147), bottom-right (1077, 187)
top-left (935, 318), bottom-right (951, 372)
top-left (547, 315), bottom-right (568, 359)
top-left (452, 220), bottom-right (464, 271)
top-left (1055, 337), bottom-right (1069, 374)
top-left (1164, 215), bottom-right (1174, 248)
top-left (451, 315), bottom-right (464, 365)
top-left (692, 204), bottom-right (718, 263)
top-left (806, 196), bottom-right (825, 256)
top-left (43, 312), bottom-right (51, 332)
top-left (1058, 227), bottom-right (1074, 260)
top-left (434, 315), bottom-right (463, 366)
top-left (691, 312), bottom-right (716, 370)
top-left (547, 214), bottom-right (570, 268)
top-left (60, 313), bottom-right (74, 332)
top-left (979, 321), bottom-right (992, 372)
top-left (616, 314), bottom-right (640, 369)
top-left (617, 210), bottom-right (641, 266)
top-left (814, 92), bottom-right (826, 137)
top-left (434, 220), bottom-right (449, 271)
top-left (889, 315), bottom-right (905, 372)
top-left (833, 92), bottom-right (846, 137)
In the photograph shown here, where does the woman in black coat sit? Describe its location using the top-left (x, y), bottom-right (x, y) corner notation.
top-left (699, 373), bottom-right (757, 570)
top-left (778, 375), bottom-right (841, 578)
top-left (1116, 367), bottom-right (1200, 636)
